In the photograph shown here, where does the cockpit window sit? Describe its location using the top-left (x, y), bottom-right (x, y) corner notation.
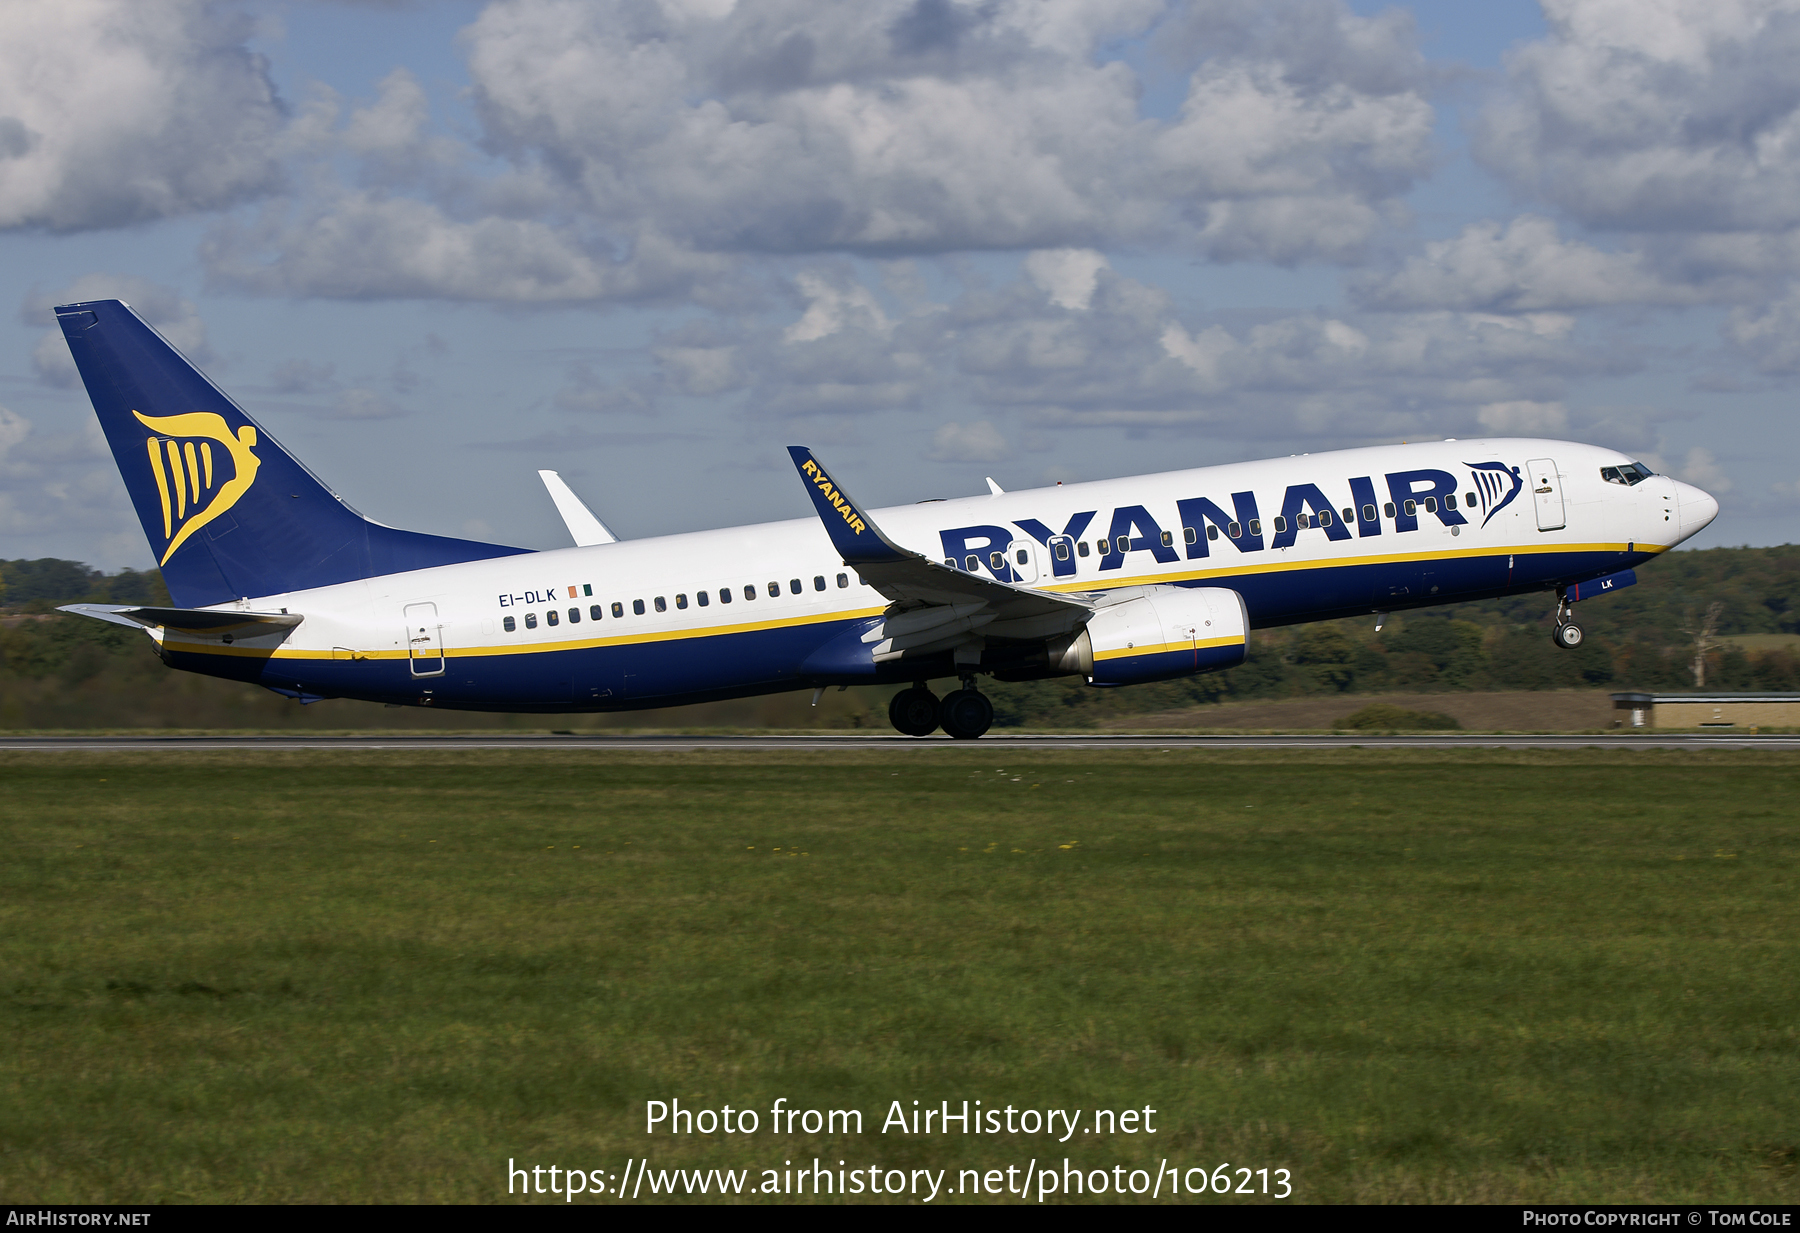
top-left (1601, 462), bottom-right (1656, 486)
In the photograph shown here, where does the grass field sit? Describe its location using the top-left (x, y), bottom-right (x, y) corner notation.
top-left (3, 748), bottom-right (1797, 1204)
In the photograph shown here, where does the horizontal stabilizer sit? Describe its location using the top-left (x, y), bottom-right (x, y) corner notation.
top-left (60, 604), bottom-right (303, 635)
top-left (538, 470), bottom-right (618, 546)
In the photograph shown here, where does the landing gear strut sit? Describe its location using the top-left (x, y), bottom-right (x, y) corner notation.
top-left (1551, 592), bottom-right (1584, 649)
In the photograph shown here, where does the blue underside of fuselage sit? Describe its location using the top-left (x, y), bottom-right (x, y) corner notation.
top-left (166, 547), bottom-right (1642, 712)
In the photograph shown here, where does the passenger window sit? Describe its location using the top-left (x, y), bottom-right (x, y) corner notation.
top-left (1248, 519), bottom-right (1261, 536)
top-left (1183, 527), bottom-right (1196, 544)
top-left (720, 588), bottom-right (733, 604)
top-left (1273, 516), bottom-right (1288, 534)
top-left (590, 605), bottom-right (603, 621)
top-left (1097, 537), bottom-right (1110, 554)
top-left (1384, 502), bottom-right (1396, 518)
top-left (1077, 541), bottom-right (1090, 557)
top-left (837, 573), bottom-right (848, 588)
top-left (633, 599), bottom-right (646, 615)
top-left (1207, 525), bottom-right (1219, 541)
top-left (744, 585), bottom-right (756, 601)
top-left (697, 591), bottom-right (709, 607)
top-left (503, 615), bottom-right (516, 632)
top-left (1160, 530), bottom-right (1173, 547)
top-left (568, 608), bottom-right (580, 624)
top-left (1362, 504), bottom-right (1376, 522)
top-left (1319, 509), bottom-right (1333, 527)
top-left (965, 555), bottom-right (979, 570)
top-left (1054, 541), bottom-right (1070, 560)
top-left (946, 558), bottom-right (958, 568)
top-left (546, 610), bottom-right (559, 626)
top-left (654, 596), bottom-right (667, 612)
top-left (675, 594), bottom-right (688, 609)
top-left (524, 612), bottom-right (538, 629)
top-left (1466, 492), bottom-right (1476, 507)
top-left (814, 575), bottom-right (825, 591)
top-left (989, 552), bottom-right (1005, 570)
top-left (789, 579), bottom-right (801, 594)
top-left (1403, 499), bottom-right (1416, 517)
top-left (1016, 549), bottom-right (1028, 565)
top-left (767, 581), bottom-right (779, 597)
top-left (1341, 508), bottom-right (1353, 523)
top-left (1227, 522), bottom-right (1241, 538)
top-left (612, 602), bottom-right (624, 618)
top-left (1296, 513), bottom-right (1309, 529)
top-left (1443, 494), bottom-right (1456, 511)
top-left (1423, 497), bottom-right (1438, 514)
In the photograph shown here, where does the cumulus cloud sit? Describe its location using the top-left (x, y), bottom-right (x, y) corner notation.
top-left (22, 275), bottom-right (212, 387)
top-left (1477, 0), bottom-right (1800, 236)
top-left (0, 0), bottom-right (283, 231)
top-left (1726, 286), bottom-right (1800, 372)
top-left (1672, 445), bottom-right (1735, 493)
top-left (1476, 399), bottom-right (1570, 435)
top-left (458, 0), bottom-right (1434, 266)
top-left (1359, 216), bottom-right (1715, 312)
top-left (927, 420), bottom-right (1008, 463)
top-left (1025, 249), bottom-right (1107, 311)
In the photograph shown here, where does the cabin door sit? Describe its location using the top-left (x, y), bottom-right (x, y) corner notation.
top-left (1006, 537), bottom-right (1043, 584)
top-left (404, 602), bottom-right (445, 677)
top-left (1527, 457), bottom-right (1566, 531)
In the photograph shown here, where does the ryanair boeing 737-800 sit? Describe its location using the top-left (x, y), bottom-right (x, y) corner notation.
top-left (54, 299), bottom-right (1719, 739)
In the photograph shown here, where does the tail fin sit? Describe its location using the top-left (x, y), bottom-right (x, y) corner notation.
top-left (55, 299), bottom-right (529, 607)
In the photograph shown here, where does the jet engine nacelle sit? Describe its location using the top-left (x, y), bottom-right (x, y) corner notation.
top-left (1051, 585), bottom-right (1249, 686)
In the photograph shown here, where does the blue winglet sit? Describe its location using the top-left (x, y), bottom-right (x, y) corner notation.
top-left (787, 446), bottom-right (912, 564)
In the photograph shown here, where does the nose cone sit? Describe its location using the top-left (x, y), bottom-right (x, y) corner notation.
top-left (1674, 480), bottom-right (1719, 543)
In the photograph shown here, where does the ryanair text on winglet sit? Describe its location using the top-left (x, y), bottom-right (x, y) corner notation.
top-left (801, 458), bottom-right (868, 536)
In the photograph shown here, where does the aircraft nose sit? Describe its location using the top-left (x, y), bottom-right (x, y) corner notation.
top-left (1673, 480), bottom-right (1719, 542)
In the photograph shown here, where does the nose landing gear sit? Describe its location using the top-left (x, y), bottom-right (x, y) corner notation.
top-left (1551, 592), bottom-right (1584, 649)
top-left (887, 677), bottom-right (995, 738)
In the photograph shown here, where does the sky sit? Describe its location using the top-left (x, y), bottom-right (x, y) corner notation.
top-left (0, 0), bottom-right (1795, 571)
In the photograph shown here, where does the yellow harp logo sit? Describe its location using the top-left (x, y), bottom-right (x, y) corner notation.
top-left (134, 410), bottom-right (261, 565)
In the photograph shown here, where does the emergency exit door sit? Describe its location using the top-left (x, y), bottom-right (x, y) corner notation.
top-left (404, 602), bottom-right (445, 677)
top-left (1526, 457), bottom-right (1566, 531)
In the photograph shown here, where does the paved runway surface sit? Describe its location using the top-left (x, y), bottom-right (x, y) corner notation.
top-left (0, 732), bottom-right (1794, 751)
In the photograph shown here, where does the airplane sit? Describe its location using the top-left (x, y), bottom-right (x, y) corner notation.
top-left (53, 298), bottom-right (1720, 739)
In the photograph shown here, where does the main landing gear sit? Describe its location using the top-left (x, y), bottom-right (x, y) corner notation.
top-left (1551, 593), bottom-right (1584, 649)
top-left (887, 679), bottom-right (994, 739)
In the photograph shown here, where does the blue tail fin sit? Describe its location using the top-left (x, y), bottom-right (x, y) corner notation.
top-left (55, 299), bottom-right (529, 607)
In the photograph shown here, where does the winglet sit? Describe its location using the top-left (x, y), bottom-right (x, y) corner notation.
top-left (538, 470), bottom-right (618, 546)
top-left (786, 446), bottom-right (914, 564)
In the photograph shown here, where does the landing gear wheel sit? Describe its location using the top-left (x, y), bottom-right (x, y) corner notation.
top-left (1553, 621), bottom-right (1584, 649)
top-left (938, 689), bottom-right (994, 740)
top-left (888, 687), bottom-right (941, 736)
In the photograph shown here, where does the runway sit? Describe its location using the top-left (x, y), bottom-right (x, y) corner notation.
top-left (0, 732), bottom-right (1794, 751)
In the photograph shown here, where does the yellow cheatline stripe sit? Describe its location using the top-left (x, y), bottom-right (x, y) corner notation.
top-left (146, 437), bottom-right (172, 538)
top-left (1040, 541), bottom-right (1663, 594)
top-left (1092, 634), bottom-right (1244, 662)
top-left (166, 604), bottom-right (892, 661)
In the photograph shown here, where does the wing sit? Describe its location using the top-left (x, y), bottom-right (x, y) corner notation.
top-left (785, 446), bottom-right (1089, 633)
